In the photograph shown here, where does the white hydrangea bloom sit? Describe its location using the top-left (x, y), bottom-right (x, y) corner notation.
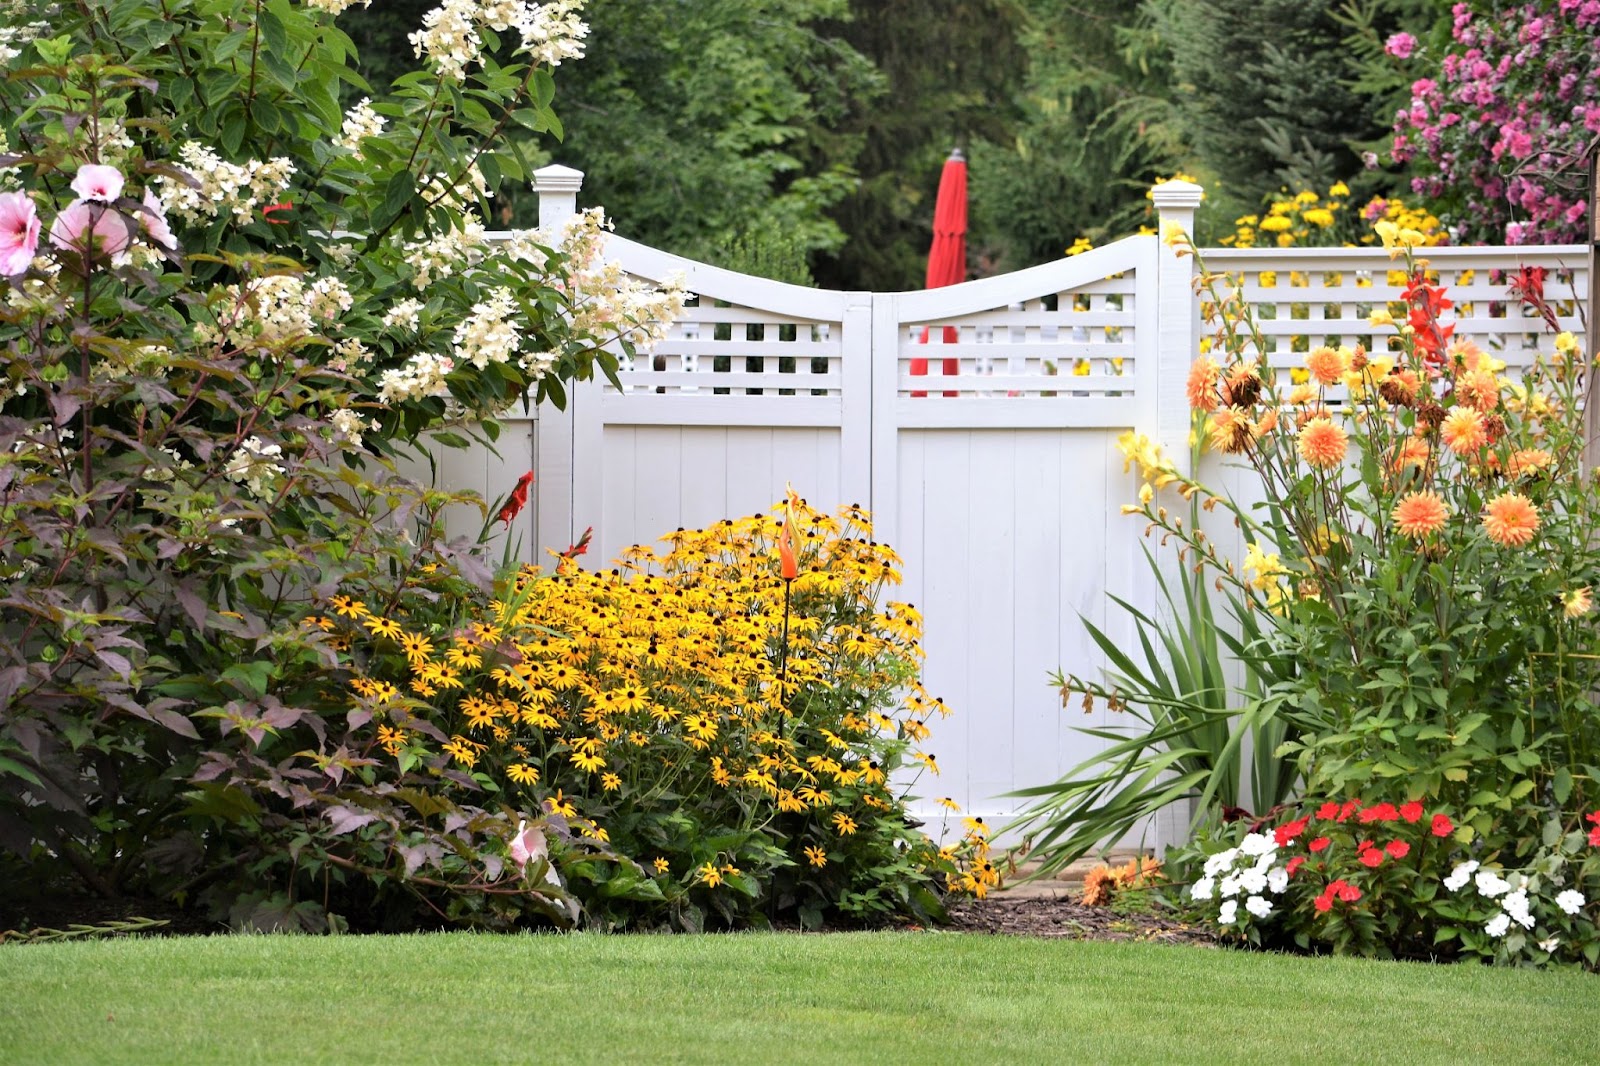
top-left (306, 0), bottom-right (370, 13)
top-left (328, 408), bottom-right (366, 447)
top-left (377, 351), bottom-right (455, 404)
top-left (225, 436), bottom-right (285, 496)
top-left (156, 142), bottom-right (295, 225)
top-left (382, 298), bottom-right (425, 333)
top-left (335, 97), bottom-right (386, 158)
top-left (452, 287), bottom-right (520, 369)
top-left (410, 0), bottom-right (587, 82)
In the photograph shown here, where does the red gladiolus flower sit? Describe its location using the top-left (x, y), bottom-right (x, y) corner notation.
top-left (1386, 840), bottom-right (1410, 859)
top-left (1309, 836), bottom-right (1331, 853)
top-left (496, 471), bottom-right (535, 526)
top-left (1360, 848), bottom-right (1384, 868)
top-left (1287, 855), bottom-right (1307, 876)
top-left (1431, 813), bottom-right (1454, 837)
top-left (1316, 802), bottom-right (1340, 820)
top-left (1400, 801), bottom-right (1424, 823)
top-left (561, 526), bottom-right (593, 559)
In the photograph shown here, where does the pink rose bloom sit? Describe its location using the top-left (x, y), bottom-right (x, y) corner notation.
top-left (1385, 32), bottom-right (1417, 59)
top-left (140, 189), bottom-right (177, 250)
top-left (49, 200), bottom-right (131, 259)
top-left (0, 191), bottom-right (41, 276)
top-left (70, 164), bottom-right (125, 204)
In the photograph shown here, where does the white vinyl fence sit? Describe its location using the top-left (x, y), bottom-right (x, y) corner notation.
top-left (429, 166), bottom-right (1590, 843)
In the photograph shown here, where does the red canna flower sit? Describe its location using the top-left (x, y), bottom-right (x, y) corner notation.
top-left (1385, 840), bottom-right (1410, 859)
top-left (1400, 801), bottom-right (1424, 823)
top-left (1431, 813), bottom-right (1454, 837)
top-left (496, 470), bottom-right (535, 526)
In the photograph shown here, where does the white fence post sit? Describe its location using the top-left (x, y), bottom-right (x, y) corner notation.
top-left (532, 164), bottom-right (587, 555)
top-left (1148, 179), bottom-right (1204, 858)
top-left (1151, 180), bottom-right (1204, 477)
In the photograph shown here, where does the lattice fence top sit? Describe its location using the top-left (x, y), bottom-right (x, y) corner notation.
top-left (1204, 246), bottom-right (1589, 376)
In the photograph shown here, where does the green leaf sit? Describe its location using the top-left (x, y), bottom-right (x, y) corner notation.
top-left (220, 661), bottom-right (273, 699)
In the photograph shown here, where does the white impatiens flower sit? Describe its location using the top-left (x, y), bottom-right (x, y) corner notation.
top-left (1217, 899), bottom-right (1238, 926)
top-left (1539, 937), bottom-right (1561, 953)
top-left (1483, 912), bottom-right (1511, 938)
top-left (1443, 860), bottom-right (1479, 892)
top-left (1474, 868), bottom-right (1511, 898)
top-left (1245, 895), bottom-right (1273, 919)
top-left (1556, 889), bottom-right (1586, 916)
top-left (1266, 866), bottom-right (1289, 894)
top-left (1189, 877), bottom-right (1215, 901)
top-left (1203, 848), bottom-right (1240, 878)
top-left (1501, 889), bottom-right (1535, 930)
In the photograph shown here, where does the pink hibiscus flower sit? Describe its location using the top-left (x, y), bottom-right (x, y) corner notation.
top-left (0, 191), bottom-right (40, 276)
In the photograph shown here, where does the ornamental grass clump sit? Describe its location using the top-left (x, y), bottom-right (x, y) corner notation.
top-left (309, 499), bottom-right (990, 931)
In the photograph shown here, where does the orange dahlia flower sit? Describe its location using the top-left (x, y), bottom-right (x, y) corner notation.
top-left (1392, 491), bottom-right (1448, 539)
top-left (1440, 407), bottom-right (1488, 455)
top-left (1187, 357), bottom-right (1221, 411)
top-left (1305, 345), bottom-right (1349, 387)
top-left (1481, 492), bottom-right (1540, 547)
top-left (1297, 417), bottom-right (1347, 468)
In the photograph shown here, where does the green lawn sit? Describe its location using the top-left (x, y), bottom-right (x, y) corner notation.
top-left (1, 932), bottom-right (1596, 1064)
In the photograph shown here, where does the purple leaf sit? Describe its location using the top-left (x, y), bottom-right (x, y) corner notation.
top-left (325, 806), bottom-right (378, 835)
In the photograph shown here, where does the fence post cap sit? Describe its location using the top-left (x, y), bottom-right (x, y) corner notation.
top-left (532, 163), bottom-right (585, 193)
top-left (1149, 179), bottom-right (1204, 210)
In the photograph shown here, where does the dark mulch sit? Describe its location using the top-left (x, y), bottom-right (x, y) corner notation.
top-left (942, 894), bottom-right (1218, 946)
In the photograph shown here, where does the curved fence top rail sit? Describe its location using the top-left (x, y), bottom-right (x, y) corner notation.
top-left (892, 235), bottom-right (1154, 322)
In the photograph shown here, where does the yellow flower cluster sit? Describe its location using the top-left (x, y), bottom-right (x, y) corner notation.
top-left (311, 500), bottom-right (987, 908)
top-left (1221, 183), bottom-right (1446, 251)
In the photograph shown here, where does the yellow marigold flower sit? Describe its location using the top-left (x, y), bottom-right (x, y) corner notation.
top-left (506, 763), bottom-right (540, 785)
top-left (1329, 181), bottom-right (1350, 197)
top-left (1440, 407), bottom-right (1488, 455)
top-left (1303, 208), bottom-right (1335, 228)
top-left (1482, 493), bottom-right (1540, 548)
top-left (1297, 417), bottom-right (1347, 468)
top-left (830, 812), bottom-right (858, 836)
top-left (1392, 492), bottom-right (1449, 540)
top-left (1564, 588), bottom-right (1593, 619)
top-left (1259, 215), bottom-right (1292, 232)
top-left (804, 845), bottom-right (828, 868)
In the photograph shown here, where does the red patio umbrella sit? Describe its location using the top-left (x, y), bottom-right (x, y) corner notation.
top-left (912, 148), bottom-right (967, 397)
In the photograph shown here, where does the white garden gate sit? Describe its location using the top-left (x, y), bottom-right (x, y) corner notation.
top-left (430, 166), bottom-right (1590, 839)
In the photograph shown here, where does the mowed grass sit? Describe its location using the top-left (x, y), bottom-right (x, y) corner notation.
top-left (2, 932), bottom-right (1598, 1065)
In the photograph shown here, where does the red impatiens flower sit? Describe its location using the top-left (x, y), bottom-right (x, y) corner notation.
top-left (1400, 801), bottom-right (1424, 824)
top-left (1337, 882), bottom-right (1362, 903)
top-left (1316, 802), bottom-right (1341, 821)
top-left (1358, 802), bottom-right (1399, 824)
top-left (1274, 817), bottom-right (1310, 846)
top-left (1338, 800), bottom-right (1361, 823)
top-left (1314, 892), bottom-right (1334, 913)
top-left (1431, 813), bottom-right (1454, 838)
top-left (1360, 848), bottom-right (1385, 868)
top-left (1386, 840), bottom-right (1410, 859)
top-left (1309, 836), bottom-right (1331, 853)
top-left (496, 470), bottom-right (535, 526)
top-left (1287, 855), bottom-right (1307, 876)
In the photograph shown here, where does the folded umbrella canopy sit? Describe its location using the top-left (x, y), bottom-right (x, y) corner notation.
top-left (912, 148), bottom-right (967, 397)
